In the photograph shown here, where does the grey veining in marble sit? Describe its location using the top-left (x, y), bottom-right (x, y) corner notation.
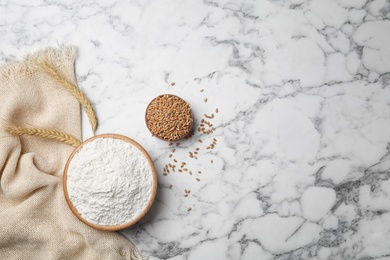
top-left (1, 0), bottom-right (390, 259)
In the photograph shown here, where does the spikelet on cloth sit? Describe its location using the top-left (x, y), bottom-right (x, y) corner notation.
top-left (0, 47), bottom-right (145, 260)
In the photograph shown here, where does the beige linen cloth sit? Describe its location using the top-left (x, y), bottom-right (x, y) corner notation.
top-left (0, 47), bottom-right (145, 259)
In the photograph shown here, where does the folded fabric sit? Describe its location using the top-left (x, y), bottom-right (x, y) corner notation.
top-left (0, 47), bottom-right (145, 260)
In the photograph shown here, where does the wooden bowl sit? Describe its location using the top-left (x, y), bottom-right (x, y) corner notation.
top-left (145, 94), bottom-right (193, 142)
top-left (63, 133), bottom-right (157, 231)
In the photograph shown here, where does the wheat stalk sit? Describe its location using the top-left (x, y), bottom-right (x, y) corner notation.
top-left (5, 126), bottom-right (81, 147)
top-left (36, 60), bottom-right (97, 134)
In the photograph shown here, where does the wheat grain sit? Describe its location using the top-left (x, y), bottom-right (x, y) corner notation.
top-left (5, 126), bottom-right (81, 147)
top-left (145, 94), bottom-right (193, 141)
top-left (37, 61), bottom-right (97, 133)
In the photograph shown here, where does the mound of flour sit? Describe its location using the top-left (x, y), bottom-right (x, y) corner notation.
top-left (66, 137), bottom-right (153, 226)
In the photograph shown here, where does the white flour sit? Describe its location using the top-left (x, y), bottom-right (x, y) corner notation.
top-left (66, 137), bottom-right (154, 226)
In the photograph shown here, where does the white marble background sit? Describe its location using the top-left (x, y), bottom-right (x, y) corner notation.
top-left (1, 0), bottom-right (390, 259)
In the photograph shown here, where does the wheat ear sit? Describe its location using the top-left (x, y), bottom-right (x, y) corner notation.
top-left (5, 126), bottom-right (81, 148)
top-left (37, 60), bottom-right (97, 134)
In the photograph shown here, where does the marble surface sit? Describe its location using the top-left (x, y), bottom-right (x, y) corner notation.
top-left (1, 0), bottom-right (390, 259)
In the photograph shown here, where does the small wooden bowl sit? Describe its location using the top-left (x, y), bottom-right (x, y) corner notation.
top-left (63, 133), bottom-right (157, 231)
top-left (145, 94), bottom-right (193, 142)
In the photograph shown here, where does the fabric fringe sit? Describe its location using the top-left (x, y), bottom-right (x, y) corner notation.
top-left (0, 46), bottom-right (77, 83)
top-left (27, 45), bottom-right (77, 69)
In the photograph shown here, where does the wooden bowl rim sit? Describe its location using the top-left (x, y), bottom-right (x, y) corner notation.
top-left (145, 94), bottom-right (193, 142)
top-left (63, 133), bottom-right (157, 231)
